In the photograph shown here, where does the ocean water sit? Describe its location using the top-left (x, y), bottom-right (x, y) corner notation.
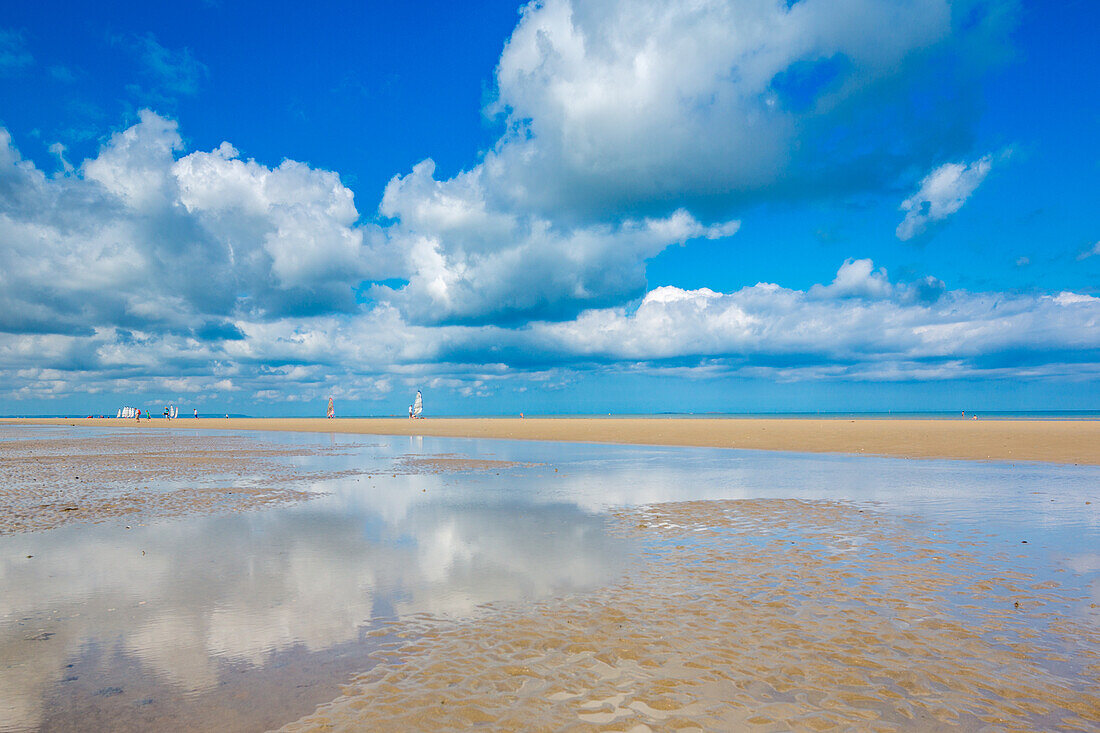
top-left (7, 410), bottom-right (1100, 420)
top-left (1, 427), bottom-right (1098, 731)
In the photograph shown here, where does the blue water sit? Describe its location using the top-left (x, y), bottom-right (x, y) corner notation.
top-left (6, 411), bottom-right (1100, 419)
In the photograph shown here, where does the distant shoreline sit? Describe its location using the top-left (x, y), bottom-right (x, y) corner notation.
top-left (3, 416), bottom-right (1098, 466)
top-left (7, 411), bottom-right (1099, 421)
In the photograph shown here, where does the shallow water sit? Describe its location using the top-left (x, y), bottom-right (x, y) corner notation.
top-left (1, 426), bottom-right (1098, 731)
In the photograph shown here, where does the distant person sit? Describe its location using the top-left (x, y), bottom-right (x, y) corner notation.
top-left (225, 414), bottom-right (229, 419)
top-left (409, 405), bottom-right (413, 419)
top-left (194, 409), bottom-right (198, 419)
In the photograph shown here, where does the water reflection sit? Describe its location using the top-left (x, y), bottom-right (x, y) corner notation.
top-left (1, 428), bottom-right (1099, 731)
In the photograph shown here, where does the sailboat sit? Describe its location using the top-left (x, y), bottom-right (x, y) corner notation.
top-left (412, 390), bottom-right (423, 419)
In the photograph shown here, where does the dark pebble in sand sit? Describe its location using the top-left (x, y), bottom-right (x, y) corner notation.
top-left (1021, 540), bottom-right (1028, 544)
top-left (95, 687), bottom-right (124, 697)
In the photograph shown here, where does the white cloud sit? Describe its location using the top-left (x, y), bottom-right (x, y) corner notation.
top-left (0, 111), bottom-right (386, 341)
top-left (809, 258), bottom-right (892, 298)
top-left (84, 109), bottom-right (183, 208)
top-left (1, 257), bottom-right (1097, 404)
top-left (47, 142), bottom-right (74, 174)
top-left (1076, 241), bottom-right (1100, 260)
top-left (1053, 292), bottom-right (1099, 306)
top-left (6, 2), bottom-right (1092, 407)
top-left (368, 0), bottom-right (1011, 324)
top-left (483, 0), bottom-right (983, 219)
top-left (173, 142), bottom-right (373, 289)
top-left (896, 154), bottom-right (994, 240)
top-left (517, 259), bottom-right (1100, 378)
top-left (380, 159), bottom-right (739, 323)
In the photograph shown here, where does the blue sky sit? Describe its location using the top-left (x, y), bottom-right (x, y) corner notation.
top-left (0, 0), bottom-right (1097, 416)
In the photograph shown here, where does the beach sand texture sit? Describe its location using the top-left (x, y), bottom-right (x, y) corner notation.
top-left (0, 430), bottom-right (353, 534)
top-left (282, 500), bottom-right (1100, 732)
top-left (4, 416), bottom-right (1099, 465)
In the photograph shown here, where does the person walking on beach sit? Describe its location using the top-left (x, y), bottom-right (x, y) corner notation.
top-left (194, 408), bottom-right (198, 419)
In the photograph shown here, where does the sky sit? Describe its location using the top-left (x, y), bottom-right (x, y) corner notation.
top-left (0, 0), bottom-right (1097, 416)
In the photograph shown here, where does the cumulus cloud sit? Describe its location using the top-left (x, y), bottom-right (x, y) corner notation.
top-left (6, 1), bottom-right (1095, 409)
top-left (0, 111), bottom-right (388, 342)
top-left (809, 258), bottom-right (893, 299)
top-left (519, 260), bottom-right (1100, 379)
top-left (379, 159), bottom-right (739, 324)
top-left (896, 154), bottom-right (994, 240)
top-left (369, 0), bottom-right (1013, 323)
top-left (1, 255), bottom-right (1097, 405)
top-left (477, 0), bottom-right (1011, 220)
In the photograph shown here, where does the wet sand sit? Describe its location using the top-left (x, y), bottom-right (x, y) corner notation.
top-left (3, 427), bottom-right (1098, 731)
top-left (283, 500), bottom-right (1100, 732)
top-left (0, 429), bottom-right (356, 535)
top-left (3, 416), bottom-right (1098, 465)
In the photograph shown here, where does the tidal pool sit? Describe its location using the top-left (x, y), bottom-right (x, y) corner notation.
top-left (1, 426), bottom-right (1098, 731)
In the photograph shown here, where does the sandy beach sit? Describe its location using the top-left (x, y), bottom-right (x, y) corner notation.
top-left (4, 416), bottom-right (1098, 465)
top-left (2, 426), bottom-right (1098, 731)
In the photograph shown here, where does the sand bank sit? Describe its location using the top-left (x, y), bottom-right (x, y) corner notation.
top-left (4, 416), bottom-right (1099, 465)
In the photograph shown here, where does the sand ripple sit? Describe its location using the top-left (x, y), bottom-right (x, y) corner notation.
top-left (281, 500), bottom-right (1100, 732)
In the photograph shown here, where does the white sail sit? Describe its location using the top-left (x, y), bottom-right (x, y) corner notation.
top-left (413, 390), bottom-right (423, 418)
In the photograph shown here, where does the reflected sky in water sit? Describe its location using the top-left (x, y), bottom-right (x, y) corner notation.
top-left (1, 427), bottom-right (1098, 731)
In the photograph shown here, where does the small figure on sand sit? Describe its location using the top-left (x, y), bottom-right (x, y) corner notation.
top-left (326, 396), bottom-right (335, 419)
top-left (194, 408), bottom-right (198, 419)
